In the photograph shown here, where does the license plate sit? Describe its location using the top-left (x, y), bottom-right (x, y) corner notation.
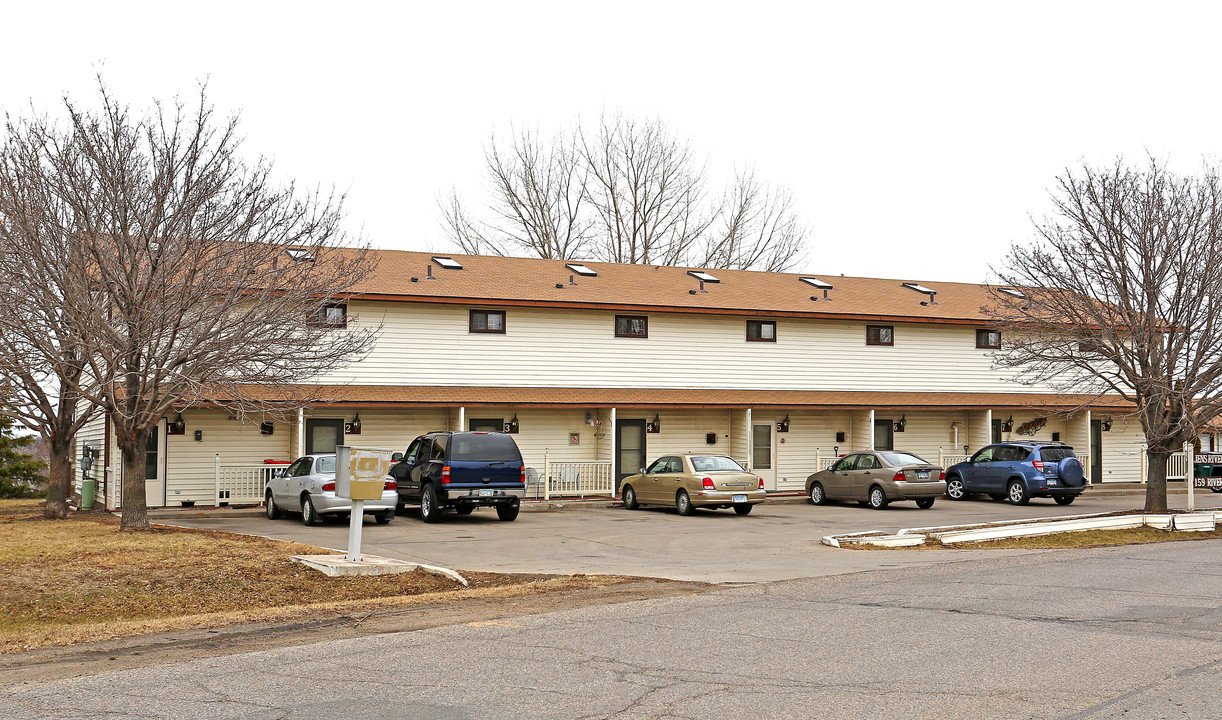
top-left (917, 471), bottom-right (929, 479)
top-left (479, 489), bottom-right (494, 497)
top-left (1048, 480), bottom-right (1057, 485)
top-left (733, 494), bottom-right (747, 503)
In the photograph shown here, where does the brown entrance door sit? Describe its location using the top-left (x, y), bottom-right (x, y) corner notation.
top-left (1090, 419), bottom-right (1103, 483)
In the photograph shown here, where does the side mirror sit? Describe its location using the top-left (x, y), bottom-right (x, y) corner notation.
top-left (391, 452), bottom-right (404, 462)
top-left (638, 467), bottom-right (646, 474)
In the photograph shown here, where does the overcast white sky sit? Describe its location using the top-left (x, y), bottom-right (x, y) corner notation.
top-left (4, 1), bottom-right (1219, 283)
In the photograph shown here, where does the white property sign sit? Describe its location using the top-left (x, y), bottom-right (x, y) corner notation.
top-left (335, 445), bottom-right (395, 563)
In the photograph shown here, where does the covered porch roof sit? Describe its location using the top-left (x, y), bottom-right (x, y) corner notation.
top-left (261, 385), bottom-right (1136, 411)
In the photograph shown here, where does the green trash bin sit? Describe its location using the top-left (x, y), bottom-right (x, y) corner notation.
top-left (80, 478), bottom-right (96, 510)
top-left (1193, 463), bottom-right (1213, 478)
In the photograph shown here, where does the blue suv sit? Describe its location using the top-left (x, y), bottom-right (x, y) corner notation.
top-left (945, 442), bottom-right (1087, 506)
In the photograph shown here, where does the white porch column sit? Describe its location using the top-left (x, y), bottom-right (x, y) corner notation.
top-left (984, 410), bottom-right (992, 451)
top-left (867, 409), bottom-right (875, 450)
top-left (746, 408), bottom-right (753, 470)
top-left (214, 454), bottom-right (221, 507)
top-left (458, 406), bottom-right (465, 432)
top-left (295, 408), bottom-right (304, 459)
top-left (609, 407), bottom-right (617, 484)
top-left (1084, 410), bottom-right (1092, 483)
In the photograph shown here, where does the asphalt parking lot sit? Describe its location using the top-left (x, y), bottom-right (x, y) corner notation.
top-left (162, 491), bottom-right (1222, 583)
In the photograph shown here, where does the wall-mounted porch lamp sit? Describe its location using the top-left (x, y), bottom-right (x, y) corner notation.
top-left (647, 413), bottom-right (661, 433)
top-left (777, 414), bottom-right (790, 433)
top-left (345, 413), bottom-right (362, 435)
top-left (1100, 416), bottom-right (1113, 431)
top-left (506, 413), bottom-right (520, 434)
top-left (169, 412), bottom-right (186, 435)
top-left (893, 414), bottom-right (906, 432)
top-left (1001, 415), bottom-right (1015, 433)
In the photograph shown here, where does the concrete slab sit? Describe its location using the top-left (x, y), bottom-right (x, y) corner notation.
top-left (292, 554), bottom-right (469, 585)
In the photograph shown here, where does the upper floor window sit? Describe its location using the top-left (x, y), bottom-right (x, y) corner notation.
top-left (976, 328), bottom-right (1001, 349)
top-left (469, 309), bottom-right (506, 334)
top-left (866, 325), bottom-right (893, 346)
top-left (747, 320), bottom-right (776, 342)
top-left (615, 315), bottom-right (648, 338)
top-left (309, 303), bottom-right (347, 328)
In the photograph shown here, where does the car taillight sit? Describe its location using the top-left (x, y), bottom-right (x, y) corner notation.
top-left (758, 476), bottom-right (764, 489)
top-left (441, 466), bottom-right (451, 484)
top-left (520, 466), bottom-right (526, 484)
top-left (384, 480), bottom-right (397, 491)
top-left (1032, 460), bottom-right (1045, 472)
top-left (702, 477), bottom-right (715, 489)
top-left (939, 470), bottom-right (946, 480)
top-left (893, 471), bottom-right (905, 482)
top-left (321, 482), bottom-right (335, 492)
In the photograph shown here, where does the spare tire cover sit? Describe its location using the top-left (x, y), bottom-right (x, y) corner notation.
top-left (1059, 458), bottom-right (1085, 485)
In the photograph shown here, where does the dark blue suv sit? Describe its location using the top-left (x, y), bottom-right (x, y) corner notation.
top-left (388, 431), bottom-right (526, 522)
top-left (945, 442), bottom-right (1087, 505)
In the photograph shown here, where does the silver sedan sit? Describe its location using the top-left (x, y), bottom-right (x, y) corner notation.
top-left (264, 454), bottom-right (398, 525)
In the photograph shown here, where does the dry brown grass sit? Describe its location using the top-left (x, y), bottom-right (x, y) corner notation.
top-left (0, 499), bottom-right (616, 654)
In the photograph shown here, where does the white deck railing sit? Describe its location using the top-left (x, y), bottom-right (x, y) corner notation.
top-left (214, 457), bottom-right (286, 505)
top-left (541, 454), bottom-right (614, 499)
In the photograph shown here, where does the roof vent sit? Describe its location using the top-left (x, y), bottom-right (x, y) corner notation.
top-left (903, 282), bottom-right (938, 306)
top-left (432, 256), bottom-right (463, 270)
top-left (566, 263), bottom-right (597, 277)
top-left (425, 264), bottom-right (435, 280)
top-left (801, 277), bottom-right (833, 300)
top-left (568, 274), bottom-right (577, 286)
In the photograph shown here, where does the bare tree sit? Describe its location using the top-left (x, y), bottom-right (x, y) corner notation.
top-left (440, 128), bottom-right (591, 259)
top-left (2, 80), bottom-right (378, 529)
top-left (444, 113), bottom-right (812, 271)
top-left (988, 157), bottom-right (1222, 512)
top-left (580, 114), bottom-right (712, 266)
top-left (0, 110), bottom-right (115, 519)
top-left (701, 167), bottom-right (809, 272)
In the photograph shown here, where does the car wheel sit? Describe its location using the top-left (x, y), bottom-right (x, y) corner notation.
top-left (915, 497), bottom-right (935, 509)
top-left (454, 505), bottom-right (474, 515)
top-left (733, 504), bottom-right (753, 515)
top-left (1054, 495), bottom-right (1076, 506)
top-left (1007, 480), bottom-right (1030, 505)
top-left (374, 510), bottom-right (394, 524)
top-left (496, 501), bottom-right (520, 521)
top-left (265, 491), bottom-right (281, 520)
top-left (808, 482), bottom-right (826, 505)
top-left (622, 485), bottom-right (639, 510)
top-left (301, 494), bottom-right (321, 526)
top-left (868, 485), bottom-right (889, 510)
top-left (945, 476), bottom-right (966, 500)
top-left (419, 484), bottom-right (442, 523)
top-left (676, 490), bottom-right (695, 516)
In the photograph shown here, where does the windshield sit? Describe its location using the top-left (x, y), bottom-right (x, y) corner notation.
top-left (315, 456), bottom-right (336, 474)
top-left (450, 433), bottom-right (523, 462)
top-left (880, 452), bottom-right (928, 466)
top-left (689, 456), bottom-right (745, 472)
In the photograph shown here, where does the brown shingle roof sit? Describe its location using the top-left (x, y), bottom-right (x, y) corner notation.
top-left (266, 385), bottom-right (1134, 410)
top-left (350, 250), bottom-right (1005, 324)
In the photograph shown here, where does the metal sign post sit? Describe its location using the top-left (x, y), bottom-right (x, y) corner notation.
top-left (335, 446), bottom-right (395, 563)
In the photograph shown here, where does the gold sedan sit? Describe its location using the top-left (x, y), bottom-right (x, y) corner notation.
top-left (621, 454), bottom-right (767, 515)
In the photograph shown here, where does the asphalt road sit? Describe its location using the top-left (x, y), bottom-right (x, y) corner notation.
top-left (5, 540), bottom-right (1220, 720)
top-left (161, 491), bottom-right (1222, 583)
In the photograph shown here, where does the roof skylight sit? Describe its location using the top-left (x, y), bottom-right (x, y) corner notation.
top-left (566, 263), bottom-right (597, 277)
top-left (432, 256), bottom-right (463, 270)
top-left (998, 288), bottom-right (1026, 298)
top-left (799, 277), bottom-right (834, 290)
top-left (286, 248), bottom-right (315, 262)
top-left (687, 270), bottom-right (721, 283)
top-left (902, 282), bottom-right (937, 295)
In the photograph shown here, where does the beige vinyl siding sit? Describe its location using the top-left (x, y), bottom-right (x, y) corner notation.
top-left (772, 410), bottom-right (853, 490)
top-left (889, 411), bottom-right (974, 466)
top-left (323, 302), bottom-right (1061, 394)
top-left (164, 410), bottom-right (291, 505)
top-left (308, 408), bottom-right (449, 456)
top-left (73, 411), bottom-right (107, 497)
top-left (729, 410), bottom-right (749, 468)
top-left (1101, 416), bottom-right (1145, 483)
top-left (616, 409), bottom-right (733, 469)
top-left (852, 411), bottom-right (873, 451)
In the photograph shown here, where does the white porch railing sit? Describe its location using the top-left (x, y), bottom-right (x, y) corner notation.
top-left (811, 450), bottom-right (839, 472)
top-left (938, 451), bottom-right (969, 467)
top-left (1142, 448), bottom-right (1188, 482)
top-left (214, 457), bottom-right (284, 505)
top-left (541, 453), bottom-right (614, 499)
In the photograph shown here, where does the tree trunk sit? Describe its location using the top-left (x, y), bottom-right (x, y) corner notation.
top-left (43, 435), bottom-right (72, 520)
top-left (118, 430), bottom-right (150, 530)
top-left (1144, 450), bottom-right (1170, 514)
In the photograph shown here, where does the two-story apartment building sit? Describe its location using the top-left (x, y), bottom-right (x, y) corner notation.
top-left (75, 250), bottom-right (1143, 509)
